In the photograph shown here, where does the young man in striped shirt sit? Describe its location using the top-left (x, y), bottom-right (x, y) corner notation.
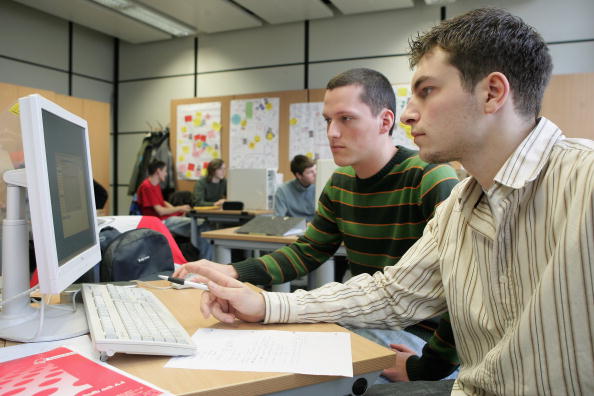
top-left (177, 68), bottom-right (460, 380)
top-left (183, 7), bottom-right (594, 396)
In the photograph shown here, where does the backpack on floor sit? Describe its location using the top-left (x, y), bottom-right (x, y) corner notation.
top-left (100, 228), bottom-right (174, 282)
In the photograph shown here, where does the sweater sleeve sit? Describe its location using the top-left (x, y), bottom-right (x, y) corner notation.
top-left (233, 181), bottom-right (342, 285)
top-left (406, 312), bottom-right (460, 381)
top-left (193, 178), bottom-right (214, 206)
top-left (273, 186), bottom-right (288, 217)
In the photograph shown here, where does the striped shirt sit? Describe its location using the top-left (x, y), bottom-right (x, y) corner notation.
top-left (263, 118), bottom-right (594, 395)
top-left (232, 146), bottom-right (459, 284)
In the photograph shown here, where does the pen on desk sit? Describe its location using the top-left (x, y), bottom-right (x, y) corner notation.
top-left (158, 275), bottom-right (210, 291)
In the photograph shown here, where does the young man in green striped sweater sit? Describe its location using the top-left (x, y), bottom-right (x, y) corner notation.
top-left (177, 68), bottom-right (459, 381)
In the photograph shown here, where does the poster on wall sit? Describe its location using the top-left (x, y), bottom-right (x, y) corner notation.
top-left (391, 84), bottom-right (417, 150)
top-left (289, 102), bottom-right (332, 161)
top-left (229, 97), bottom-right (279, 169)
top-left (176, 102), bottom-right (222, 180)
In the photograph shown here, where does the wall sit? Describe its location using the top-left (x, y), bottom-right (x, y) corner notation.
top-left (0, 0), bottom-right (593, 214)
top-left (115, 0), bottom-right (594, 214)
top-left (0, 0), bottom-right (115, 206)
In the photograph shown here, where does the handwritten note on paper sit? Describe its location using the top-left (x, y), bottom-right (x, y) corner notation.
top-left (165, 329), bottom-right (353, 377)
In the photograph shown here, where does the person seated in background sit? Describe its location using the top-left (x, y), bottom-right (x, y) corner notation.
top-left (193, 158), bottom-right (227, 207)
top-left (274, 154), bottom-right (316, 221)
top-left (136, 159), bottom-right (192, 238)
top-left (176, 68), bottom-right (460, 383)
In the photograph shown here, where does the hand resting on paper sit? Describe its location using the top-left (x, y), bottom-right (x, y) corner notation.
top-left (193, 266), bottom-right (266, 324)
top-left (173, 259), bottom-right (239, 284)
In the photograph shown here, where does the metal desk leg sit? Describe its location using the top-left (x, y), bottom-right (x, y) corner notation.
top-left (213, 244), bottom-right (232, 264)
top-left (308, 259), bottom-right (335, 290)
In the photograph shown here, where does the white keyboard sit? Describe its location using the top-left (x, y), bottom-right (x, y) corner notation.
top-left (81, 283), bottom-right (196, 361)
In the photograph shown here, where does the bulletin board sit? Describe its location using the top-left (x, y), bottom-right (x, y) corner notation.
top-left (171, 72), bottom-right (594, 192)
top-left (171, 89), bottom-right (308, 192)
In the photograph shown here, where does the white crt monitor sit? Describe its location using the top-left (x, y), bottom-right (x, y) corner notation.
top-left (0, 94), bottom-right (101, 342)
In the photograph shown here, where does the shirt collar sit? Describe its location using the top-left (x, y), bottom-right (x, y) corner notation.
top-left (291, 178), bottom-right (311, 192)
top-left (458, 117), bottom-right (564, 209)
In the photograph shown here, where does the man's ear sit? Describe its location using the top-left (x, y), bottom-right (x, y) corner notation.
top-left (379, 108), bottom-right (395, 135)
top-left (483, 72), bottom-right (510, 114)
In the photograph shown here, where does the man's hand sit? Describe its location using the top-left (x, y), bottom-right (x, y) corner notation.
top-left (177, 204), bottom-right (192, 213)
top-left (214, 198), bottom-right (226, 207)
top-left (173, 260), bottom-right (239, 283)
top-left (196, 266), bottom-right (266, 324)
top-left (382, 343), bottom-right (416, 382)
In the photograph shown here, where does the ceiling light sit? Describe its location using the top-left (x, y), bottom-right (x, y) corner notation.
top-left (90, 0), bottom-right (196, 37)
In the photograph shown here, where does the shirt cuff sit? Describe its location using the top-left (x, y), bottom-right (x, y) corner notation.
top-left (262, 291), bottom-right (298, 323)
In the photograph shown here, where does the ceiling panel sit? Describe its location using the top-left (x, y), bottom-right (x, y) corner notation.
top-left (332, 0), bottom-right (414, 15)
top-left (235, 0), bottom-right (333, 24)
top-left (139, 0), bottom-right (262, 34)
top-left (13, 0), bottom-right (169, 43)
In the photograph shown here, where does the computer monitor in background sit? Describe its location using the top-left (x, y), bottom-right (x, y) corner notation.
top-left (0, 94), bottom-right (101, 342)
top-left (314, 158), bottom-right (338, 208)
top-left (227, 168), bottom-right (277, 210)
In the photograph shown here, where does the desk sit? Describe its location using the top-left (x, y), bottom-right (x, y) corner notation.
top-left (2, 283), bottom-right (394, 396)
top-left (201, 227), bottom-right (346, 292)
top-left (188, 209), bottom-right (271, 250)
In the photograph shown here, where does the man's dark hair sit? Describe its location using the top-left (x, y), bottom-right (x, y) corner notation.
top-left (326, 68), bottom-right (396, 134)
top-left (290, 155), bottom-right (315, 176)
top-left (206, 158), bottom-right (225, 182)
top-left (147, 159), bottom-right (166, 175)
top-left (409, 8), bottom-right (552, 118)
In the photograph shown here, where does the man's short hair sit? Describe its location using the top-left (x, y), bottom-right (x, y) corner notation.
top-left (206, 158), bottom-right (225, 182)
top-left (290, 155), bottom-right (315, 176)
top-left (326, 68), bottom-right (396, 134)
top-left (409, 7), bottom-right (552, 118)
top-left (147, 159), bottom-right (166, 175)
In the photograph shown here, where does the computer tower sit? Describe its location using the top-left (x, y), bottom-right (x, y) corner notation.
top-left (227, 168), bottom-right (277, 210)
top-left (315, 159), bottom-right (338, 207)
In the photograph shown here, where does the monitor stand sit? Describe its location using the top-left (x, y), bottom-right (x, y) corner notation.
top-left (0, 169), bottom-right (89, 342)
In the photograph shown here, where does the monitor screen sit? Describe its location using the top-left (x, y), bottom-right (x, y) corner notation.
top-left (42, 110), bottom-right (96, 265)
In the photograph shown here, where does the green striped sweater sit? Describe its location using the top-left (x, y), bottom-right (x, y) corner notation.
top-left (233, 146), bottom-right (459, 284)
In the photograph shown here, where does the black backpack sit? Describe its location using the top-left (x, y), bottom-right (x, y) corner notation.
top-left (99, 228), bottom-right (174, 282)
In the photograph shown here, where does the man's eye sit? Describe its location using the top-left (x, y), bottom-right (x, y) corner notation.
top-left (421, 87), bottom-right (434, 97)
top-left (324, 118), bottom-right (331, 125)
top-left (341, 116), bottom-right (353, 121)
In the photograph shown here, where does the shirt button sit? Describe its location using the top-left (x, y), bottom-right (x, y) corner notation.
top-left (499, 275), bottom-right (507, 283)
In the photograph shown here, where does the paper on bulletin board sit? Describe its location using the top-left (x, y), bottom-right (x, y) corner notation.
top-left (289, 102), bottom-right (332, 162)
top-left (176, 102), bottom-right (222, 180)
top-left (391, 84), bottom-right (418, 150)
top-left (229, 97), bottom-right (279, 169)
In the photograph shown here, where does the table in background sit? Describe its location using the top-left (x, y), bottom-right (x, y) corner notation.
top-left (1, 282), bottom-right (394, 396)
top-left (201, 227), bottom-right (346, 292)
top-left (188, 209), bottom-right (271, 249)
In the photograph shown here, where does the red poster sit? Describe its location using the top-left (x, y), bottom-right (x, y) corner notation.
top-left (0, 347), bottom-right (165, 396)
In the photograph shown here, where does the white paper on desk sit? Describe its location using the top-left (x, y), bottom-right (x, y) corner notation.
top-left (165, 328), bottom-right (353, 377)
top-left (0, 334), bottom-right (98, 364)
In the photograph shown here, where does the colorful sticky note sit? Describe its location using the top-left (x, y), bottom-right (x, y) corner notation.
top-left (193, 117), bottom-right (202, 126)
top-left (246, 102), bottom-right (253, 119)
top-left (254, 135), bottom-right (261, 142)
top-left (397, 87), bottom-right (408, 97)
top-left (181, 126), bottom-right (187, 133)
top-left (248, 142), bottom-right (255, 149)
top-left (231, 114), bottom-right (241, 125)
top-left (212, 122), bottom-right (221, 131)
top-left (306, 152), bottom-right (314, 158)
top-left (185, 171), bottom-right (193, 178)
top-left (188, 163), bottom-right (195, 171)
top-left (240, 120), bottom-right (247, 128)
top-left (201, 168), bottom-right (207, 176)
top-left (184, 115), bottom-right (192, 122)
top-left (182, 146), bottom-right (190, 154)
top-left (265, 102), bottom-right (273, 110)
top-left (290, 118), bottom-right (298, 125)
top-left (178, 155), bottom-right (186, 162)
